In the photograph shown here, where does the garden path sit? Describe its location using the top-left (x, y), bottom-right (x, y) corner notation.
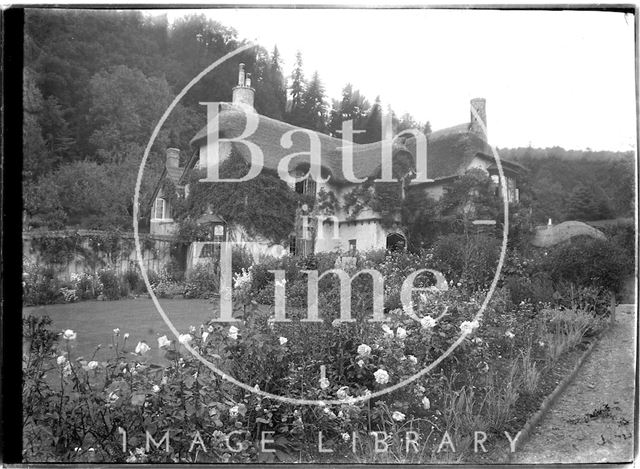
top-left (511, 304), bottom-right (636, 464)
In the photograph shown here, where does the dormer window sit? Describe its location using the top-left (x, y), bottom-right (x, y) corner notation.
top-left (295, 176), bottom-right (316, 196)
top-left (153, 197), bottom-right (170, 220)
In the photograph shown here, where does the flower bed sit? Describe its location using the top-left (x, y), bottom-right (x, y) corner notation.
top-left (22, 279), bottom-right (610, 463)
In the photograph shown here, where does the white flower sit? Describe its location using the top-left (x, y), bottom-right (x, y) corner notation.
top-left (87, 360), bottom-right (98, 370)
top-left (279, 336), bottom-right (288, 346)
top-left (396, 327), bottom-right (407, 339)
top-left (178, 334), bottom-right (193, 345)
top-left (357, 344), bottom-right (371, 357)
top-left (407, 355), bottom-right (418, 365)
top-left (381, 324), bottom-right (394, 338)
top-left (157, 335), bottom-right (171, 348)
top-left (357, 359), bottom-right (365, 367)
top-left (275, 278), bottom-right (287, 288)
top-left (473, 337), bottom-right (483, 344)
top-left (420, 316), bottom-right (436, 329)
top-left (113, 328), bottom-right (120, 336)
top-left (56, 355), bottom-right (67, 365)
top-left (135, 341), bottom-right (151, 354)
top-left (152, 384), bottom-right (161, 393)
top-left (108, 392), bottom-right (119, 403)
top-left (392, 411), bottom-right (406, 421)
top-left (207, 325), bottom-right (214, 333)
top-left (62, 329), bottom-right (77, 341)
top-left (201, 331), bottom-right (209, 343)
top-left (374, 369), bottom-right (389, 385)
top-left (422, 396), bottom-right (431, 409)
top-left (539, 341), bottom-right (545, 347)
top-left (123, 333), bottom-right (130, 340)
top-left (161, 376), bottom-right (168, 385)
top-left (63, 362), bottom-right (73, 377)
top-left (460, 320), bottom-right (479, 335)
top-left (229, 405), bottom-right (239, 418)
top-left (319, 377), bottom-right (330, 389)
top-left (417, 385), bottom-right (426, 394)
top-left (336, 386), bottom-right (349, 399)
top-left (505, 331), bottom-right (515, 339)
top-left (228, 326), bottom-right (239, 340)
top-left (331, 318), bottom-right (341, 328)
top-left (456, 282), bottom-right (462, 287)
top-left (189, 325), bottom-right (196, 334)
top-left (341, 432), bottom-right (351, 442)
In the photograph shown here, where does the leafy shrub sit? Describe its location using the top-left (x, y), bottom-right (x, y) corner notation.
top-left (430, 233), bottom-right (501, 290)
top-left (71, 272), bottom-right (100, 300)
top-left (122, 269), bottom-right (144, 294)
top-left (23, 262), bottom-right (60, 305)
top-left (536, 237), bottom-right (632, 294)
top-left (98, 269), bottom-right (121, 300)
top-left (164, 260), bottom-right (185, 282)
top-left (184, 262), bottom-right (219, 299)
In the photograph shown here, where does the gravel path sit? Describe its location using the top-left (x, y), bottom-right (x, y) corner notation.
top-left (512, 304), bottom-right (636, 464)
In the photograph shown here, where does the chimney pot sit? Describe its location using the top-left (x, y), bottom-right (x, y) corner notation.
top-left (232, 65), bottom-right (255, 109)
top-left (470, 98), bottom-right (487, 140)
top-left (166, 148), bottom-right (180, 169)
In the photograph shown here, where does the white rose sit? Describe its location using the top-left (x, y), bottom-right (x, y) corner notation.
top-left (505, 331), bottom-right (515, 339)
top-left (460, 320), bottom-right (479, 335)
top-left (56, 355), bottom-right (67, 365)
top-left (374, 369), bottom-right (389, 385)
top-left (229, 405), bottom-right (239, 418)
top-left (62, 329), bottom-right (77, 341)
top-left (207, 325), bottom-right (214, 333)
top-left (135, 341), bottom-right (151, 354)
top-left (357, 359), bottom-right (365, 367)
top-left (228, 326), bottom-right (239, 340)
top-left (152, 384), bottom-right (161, 393)
top-left (157, 335), bottom-right (171, 348)
top-left (279, 336), bottom-right (288, 346)
top-left (123, 333), bottom-right (130, 340)
top-left (341, 432), bottom-right (351, 442)
top-left (422, 396), bottom-right (431, 409)
top-left (396, 327), bottom-right (407, 339)
top-left (420, 316), bottom-right (436, 329)
top-left (381, 324), bottom-right (394, 338)
top-left (178, 334), bottom-right (193, 345)
top-left (113, 328), bottom-right (120, 336)
top-left (336, 386), bottom-right (349, 400)
top-left (201, 331), bottom-right (209, 343)
top-left (407, 355), bottom-right (418, 365)
top-left (357, 344), bottom-right (371, 357)
top-left (392, 411), bottom-right (406, 421)
top-left (319, 377), bottom-right (330, 389)
top-left (87, 360), bottom-right (99, 370)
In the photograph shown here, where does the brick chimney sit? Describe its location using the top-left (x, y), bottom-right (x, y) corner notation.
top-left (232, 63), bottom-right (255, 109)
top-left (166, 148), bottom-right (180, 169)
top-left (470, 98), bottom-right (487, 140)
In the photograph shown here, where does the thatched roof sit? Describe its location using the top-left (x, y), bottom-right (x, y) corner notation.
top-left (531, 221), bottom-right (606, 247)
top-left (187, 105), bottom-right (522, 185)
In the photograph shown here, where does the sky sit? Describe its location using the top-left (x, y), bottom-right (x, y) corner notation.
top-left (158, 8), bottom-right (636, 152)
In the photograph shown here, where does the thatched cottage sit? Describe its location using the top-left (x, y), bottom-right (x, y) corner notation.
top-left (150, 64), bottom-right (522, 266)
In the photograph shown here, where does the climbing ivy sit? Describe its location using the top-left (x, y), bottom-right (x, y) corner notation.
top-left (176, 147), bottom-right (304, 243)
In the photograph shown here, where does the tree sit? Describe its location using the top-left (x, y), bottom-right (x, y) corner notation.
top-left (300, 71), bottom-right (328, 132)
top-left (88, 65), bottom-right (173, 163)
top-left (328, 83), bottom-right (370, 140)
top-left (363, 96), bottom-right (382, 143)
top-left (566, 184), bottom-right (598, 221)
top-left (254, 46), bottom-right (287, 120)
top-left (286, 51), bottom-right (306, 127)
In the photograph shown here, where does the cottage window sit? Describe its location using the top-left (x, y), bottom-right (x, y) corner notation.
top-left (348, 239), bottom-right (357, 255)
top-left (153, 198), bottom-right (170, 220)
top-left (295, 176), bottom-right (316, 196)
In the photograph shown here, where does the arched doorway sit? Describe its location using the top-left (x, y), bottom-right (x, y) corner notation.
top-left (386, 233), bottom-right (407, 252)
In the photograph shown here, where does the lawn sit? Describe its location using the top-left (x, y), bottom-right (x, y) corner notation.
top-left (23, 299), bottom-right (217, 363)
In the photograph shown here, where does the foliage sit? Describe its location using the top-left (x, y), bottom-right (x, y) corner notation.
top-left (98, 269), bottom-right (121, 300)
top-left (178, 149), bottom-right (301, 243)
top-left (185, 262), bottom-right (219, 299)
top-left (536, 237), bottom-right (632, 294)
top-left (23, 262), bottom-right (61, 305)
